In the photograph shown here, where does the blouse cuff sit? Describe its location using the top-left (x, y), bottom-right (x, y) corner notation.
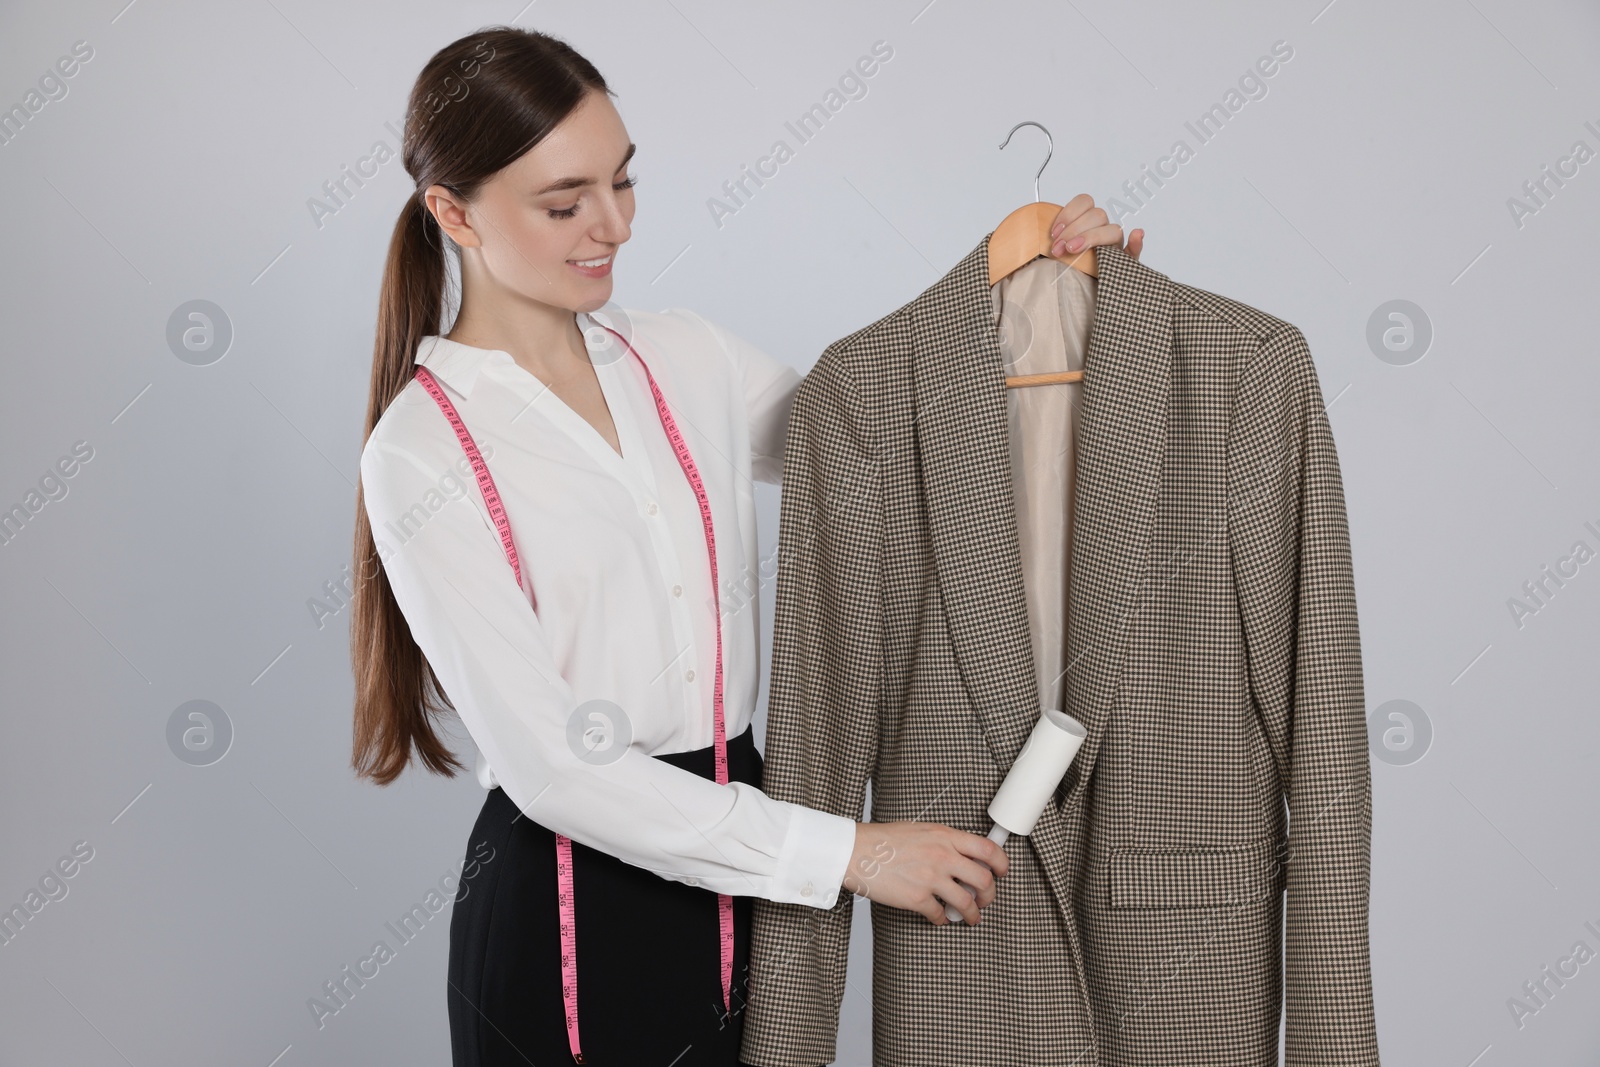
top-left (769, 803), bottom-right (857, 909)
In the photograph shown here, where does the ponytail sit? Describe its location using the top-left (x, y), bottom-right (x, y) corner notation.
top-left (350, 194), bottom-right (461, 785)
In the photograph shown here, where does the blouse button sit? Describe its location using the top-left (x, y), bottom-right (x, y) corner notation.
top-left (801, 882), bottom-right (814, 898)
top-left (686, 877), bottom-right (700, 887)
top-left (672, 584), bottom-right (683, 597)
top-left (646, 502), bottom-right (659, 515)
top-left (684, 670), bottom-right (696, 682)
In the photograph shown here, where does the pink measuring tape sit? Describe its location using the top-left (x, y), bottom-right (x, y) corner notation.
top-left (413, 323), bottom-right (733, 1064)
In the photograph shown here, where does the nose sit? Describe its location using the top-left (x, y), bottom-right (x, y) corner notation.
top-left (590, 188), bottom-right (632, 247)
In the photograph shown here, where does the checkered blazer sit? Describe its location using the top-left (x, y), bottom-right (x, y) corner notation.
top-left (741, 240), bottom-right (1379, 1067)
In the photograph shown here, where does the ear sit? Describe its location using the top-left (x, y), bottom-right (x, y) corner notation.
top-left (424, 184), bottom-right (481, 249)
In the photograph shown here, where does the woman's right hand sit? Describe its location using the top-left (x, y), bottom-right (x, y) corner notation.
top-left (840, 821), bottom-right (1009, 925)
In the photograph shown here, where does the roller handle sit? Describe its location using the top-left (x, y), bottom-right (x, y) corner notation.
top-left (942, 824), bottom-right (1011, 924)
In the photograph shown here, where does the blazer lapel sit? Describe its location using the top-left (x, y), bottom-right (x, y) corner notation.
top-left (911, 238), bottom-right (1042, 769)
top-left (1052, 242), bottom-right (1173, 816)
top-left (1025, 242), bottom-right (1174, 931)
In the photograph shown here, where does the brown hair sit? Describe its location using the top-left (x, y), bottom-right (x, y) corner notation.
top-left (350, 27), bottom-right (611, 785)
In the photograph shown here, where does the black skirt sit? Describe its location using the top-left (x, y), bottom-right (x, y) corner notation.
top-left (448, 726), bottom-right (763, 1066)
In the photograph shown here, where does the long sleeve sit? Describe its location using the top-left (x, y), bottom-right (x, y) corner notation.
top-left (359, 430), bottom-right (855, 908)
top-left (660, 304), bottom-right (860, 907)
top-left (1226, 326), bottom-right (1380, 1065)
top-left (740, 352), bottom-right (884, 1067)
top-left (674, 306), bottom-right (802, 486)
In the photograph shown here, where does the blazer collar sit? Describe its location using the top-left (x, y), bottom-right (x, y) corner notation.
top-left (909, 235), bottom-right (1174, 833)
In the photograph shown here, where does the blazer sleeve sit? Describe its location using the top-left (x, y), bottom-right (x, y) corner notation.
top-left (1226, 325), bottom-right (1380, 1066)
top-left (740, 351), bottom-right (883, 1067)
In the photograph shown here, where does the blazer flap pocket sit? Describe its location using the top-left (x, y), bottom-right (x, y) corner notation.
top-left (1109, 838), bottom-right (1282, 909)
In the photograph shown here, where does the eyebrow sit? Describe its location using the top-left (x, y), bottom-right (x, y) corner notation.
top-left (535, 143), bottom-right (637, 196)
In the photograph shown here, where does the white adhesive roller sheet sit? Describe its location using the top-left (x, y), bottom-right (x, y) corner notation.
top-left (988, 707), bottom-right (1088, 835)
top-left (945, 707), bottom-right (1087, 923)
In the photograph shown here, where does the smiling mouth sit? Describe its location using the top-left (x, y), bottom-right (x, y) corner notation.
top-left (570, 254), bottom-right (613, 268)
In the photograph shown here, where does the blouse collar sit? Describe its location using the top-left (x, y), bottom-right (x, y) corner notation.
top-left (415, 316), bottom-right (656, 498)
top-left (415, 310), bottom-right (625, 400)
top-left (413, 334), bottom-right (513, 399)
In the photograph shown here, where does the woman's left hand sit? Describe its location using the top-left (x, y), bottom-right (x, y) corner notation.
top-left (1049, 193), bottom-right (1143, 261)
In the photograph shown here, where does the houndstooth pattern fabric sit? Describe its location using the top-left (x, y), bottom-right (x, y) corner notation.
top-left (740, 239), bottom-right (1379, 1067)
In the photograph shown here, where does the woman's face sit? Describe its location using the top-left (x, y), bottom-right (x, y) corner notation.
top-left (434, 87), bottom-right (636, 314)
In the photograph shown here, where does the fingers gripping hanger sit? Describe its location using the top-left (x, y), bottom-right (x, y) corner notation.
top-left (988, 120), bottom-right (1093, 390)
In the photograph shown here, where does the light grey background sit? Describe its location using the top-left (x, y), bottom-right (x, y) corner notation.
top-left (2, 1), bottom-right (1597, 1064)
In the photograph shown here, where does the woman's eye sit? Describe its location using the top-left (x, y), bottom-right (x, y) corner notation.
top-left (546, 176), bottom-right (635, 220)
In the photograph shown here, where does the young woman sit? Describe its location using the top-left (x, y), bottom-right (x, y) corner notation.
top-left (350, 26), bottom-right (1142, 1067)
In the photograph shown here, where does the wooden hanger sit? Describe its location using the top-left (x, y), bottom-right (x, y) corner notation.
top-left (987, 121), bottom-right (1095, 389)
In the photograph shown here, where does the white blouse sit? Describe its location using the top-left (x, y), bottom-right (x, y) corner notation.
top-left (358, 305), bottom-right (857, 908)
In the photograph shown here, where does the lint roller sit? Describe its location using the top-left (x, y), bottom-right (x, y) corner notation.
top-left (944, 707), bottom-right (1087, 924)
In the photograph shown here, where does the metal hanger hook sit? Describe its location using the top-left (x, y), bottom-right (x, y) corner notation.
top-left (998, 120), bottom-right (1053, 203)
